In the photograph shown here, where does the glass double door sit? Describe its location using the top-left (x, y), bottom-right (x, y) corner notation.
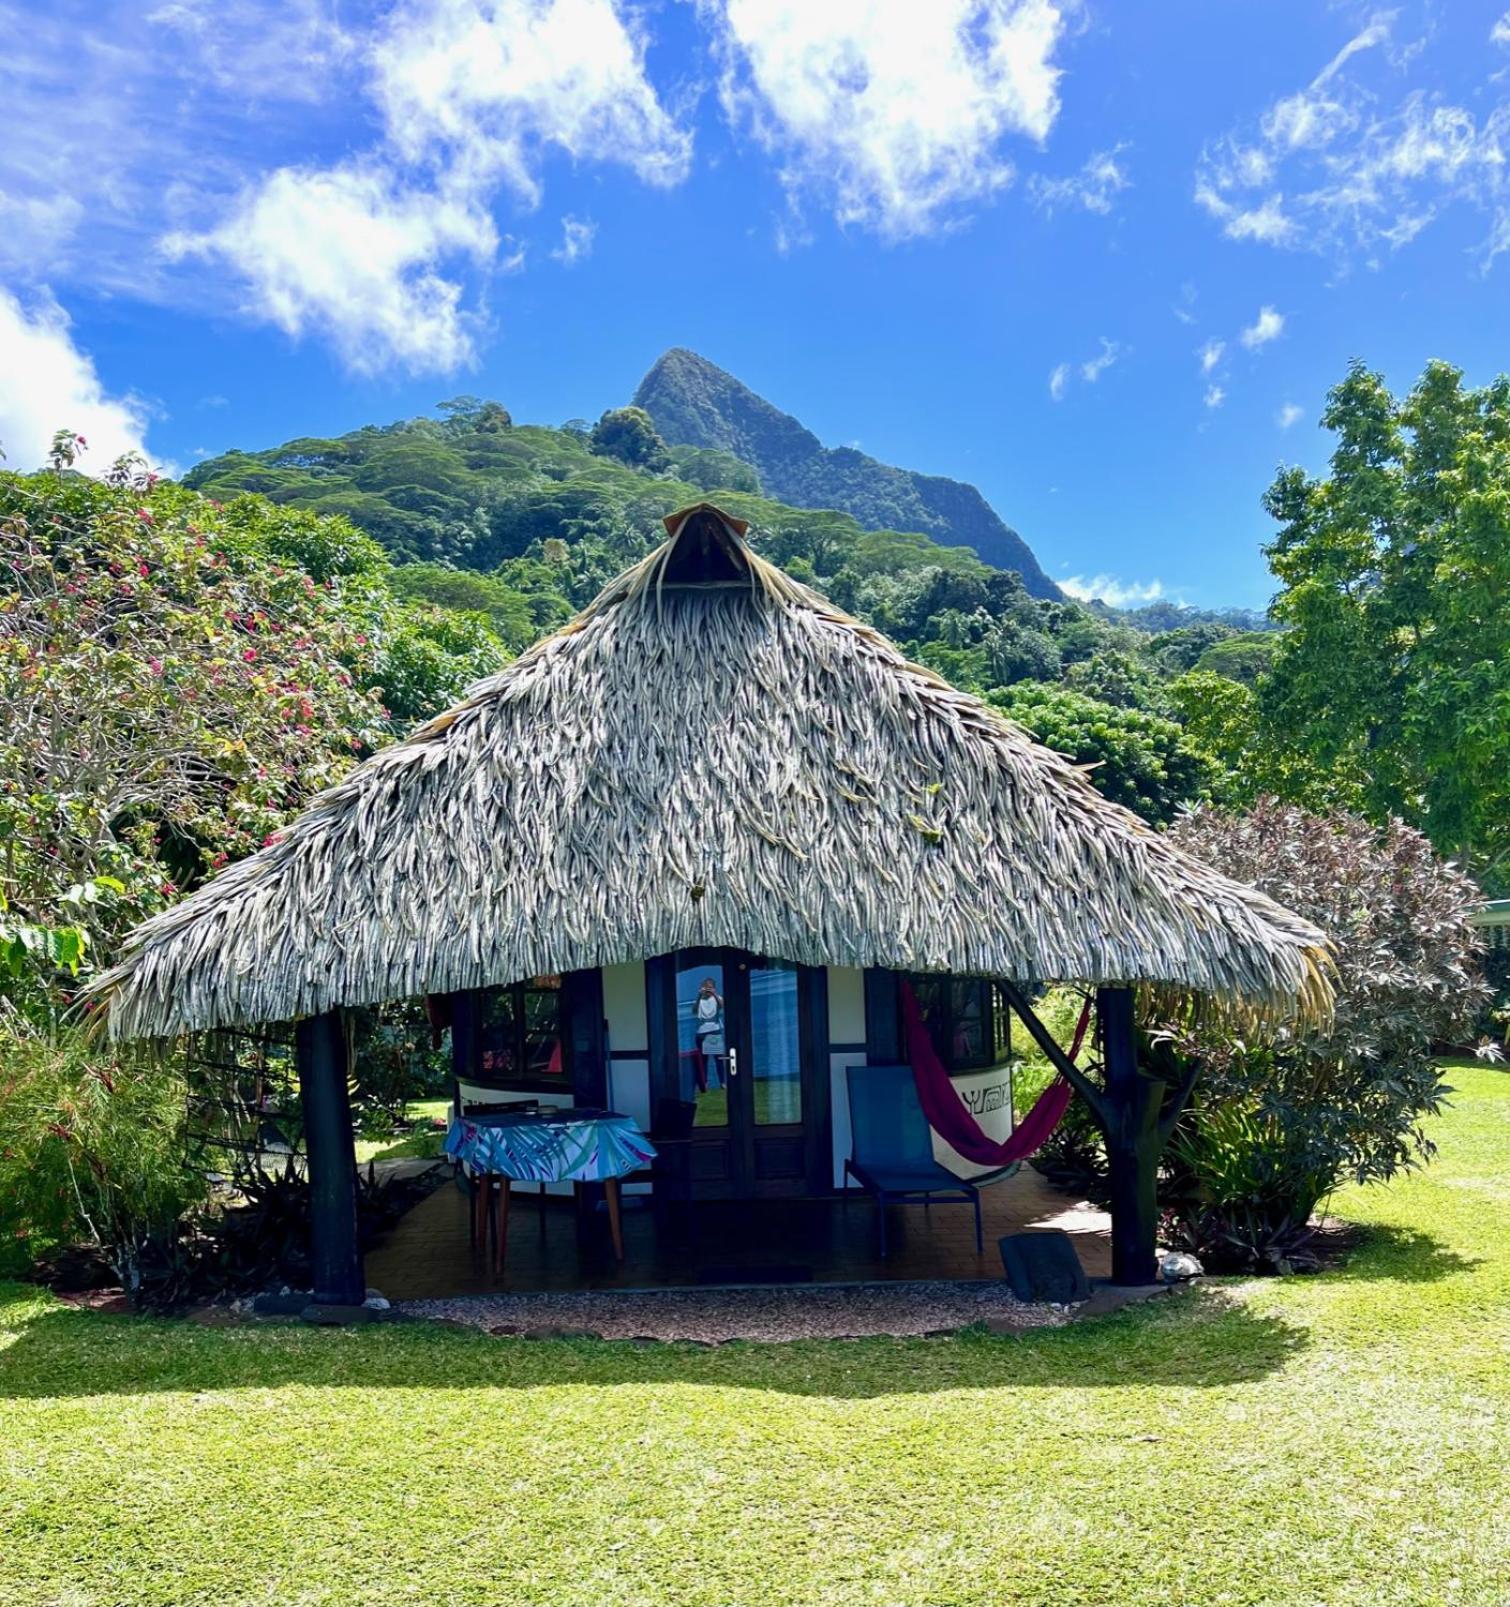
top-left (652, 948), bottom-right (812, 1197)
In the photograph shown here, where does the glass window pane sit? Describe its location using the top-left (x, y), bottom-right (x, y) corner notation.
top-left (522, 979), bottom-right (565, 1080)
top-left (950, 979), bottom-right (989, 1067)
top-left (676, 960), bottom-right (729, 1129)
top-left (477, 987), bottom-right (517, 1079)
top-left (751, 961), bottom-right (801, 1125)
top-left (909, 976), bottom-right (947, 1065)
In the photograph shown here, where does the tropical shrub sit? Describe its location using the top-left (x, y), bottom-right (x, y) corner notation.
top-left (0, 1019), bottom-right (205, 1297)
top-left (1162, 799), bottom-right (1488, 1268)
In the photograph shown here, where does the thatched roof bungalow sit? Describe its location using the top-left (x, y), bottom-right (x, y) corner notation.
top-left (93, 503), bottom-right (1330, 1301)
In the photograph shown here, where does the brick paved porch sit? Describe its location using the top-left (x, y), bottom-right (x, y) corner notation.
top-left (366, 1166), bottom-right (1111, 1298)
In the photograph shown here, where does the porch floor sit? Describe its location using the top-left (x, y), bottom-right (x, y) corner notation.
top-left (366, 1166), bottom-right (1112, 1298)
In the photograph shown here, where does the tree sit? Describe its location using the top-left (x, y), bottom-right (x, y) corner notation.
top-left (588, 407), bottom-right (672, 474)
top-left (990, 683), bottom-right (1210, 824)
top-left (1193, 631), bottom-right (1276, 686)
top-left (0, 471), bottom-right (392, 1020)
top-left (1261, 358), bottom-right (1510, 889)
top-left (1063, 648), bottom-right (1169, 713)
top-left (1168, 670), bottom-right (1347, 813)
top-left (984, 619), bottom-right (1061, 686)
top-left (1163, 800), bottom-right (1489, 1267)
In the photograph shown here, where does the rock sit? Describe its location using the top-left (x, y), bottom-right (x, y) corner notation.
top-left (1160, 1251), bottom-right (1204, 1283)
top-left (363, 1294), bottom-right (391, 1311)
top-left (521, 1324), bottom-right (600, 1341)
top-left (302, 1303), bottom-right (383, 1326)
top-left (998, 1231), bottom-right (1091, 1304)
top-left (1074, 1281), bottom-right (1172, 1320)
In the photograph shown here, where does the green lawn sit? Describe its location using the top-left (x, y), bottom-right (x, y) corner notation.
top-left (2, 1066), bottom-right (1506, 1607)
top-left (353, 1098), bottom-right (452, 1165)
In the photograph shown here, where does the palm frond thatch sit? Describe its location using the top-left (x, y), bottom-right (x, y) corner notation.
top-left (88, 504), bottom-right (1332, 1040)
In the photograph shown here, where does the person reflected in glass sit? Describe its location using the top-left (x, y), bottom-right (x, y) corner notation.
top-left (693, 976), bottom-right (725, 1092)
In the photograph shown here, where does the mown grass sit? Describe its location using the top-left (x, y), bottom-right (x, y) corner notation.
top-left (352, 1098), bottom-right (451, 1165)
top-left (1, 1065), bottom-right (1506, 1607)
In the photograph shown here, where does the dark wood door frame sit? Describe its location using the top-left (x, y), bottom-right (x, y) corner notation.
top-left (648, 947), bottom-right (830, 1199)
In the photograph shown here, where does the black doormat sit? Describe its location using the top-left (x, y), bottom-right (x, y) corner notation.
top-left (694, 1263), bottom-right (814, 1285)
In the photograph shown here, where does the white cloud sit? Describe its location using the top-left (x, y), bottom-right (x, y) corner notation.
top-left (1059, 572), bottom-right (1164, 609)
top-left (370, 0), bottom-right (692, 205)
top-left (1050, 337), bottom-right (1124, 399)
top-left (1030, 146), bottom-right (1130, 215)
top-left (703, 0), bottom-right (1068, 238)
top-left (1240, 305), bottom-right (1285, 349)
top-left (1172, 282), bottom-right (1198, 324)
top-left (1079, 337), bottom-right (1122, 383)
top-left (1203, 384), bottom-right (1226, 409)
top-left (156, 0), bottom-right (697, 373)
top-left (2, 2), bottom-right (693, 374)
top-left (551, 214), bottom-right (597, 265)
top-left (0, 287), bottom-right (158, 472)
top-left (1198, 337), bottom-right (1225, 373)
top-left (1493, 12), bottom-right (1510, 47)
top-left (163, 164), bottom-right (498, 375)
top-left (1195, 12), bottom-right (1510, 265)
top-left (1277, 401), bottom-right (1305, 430)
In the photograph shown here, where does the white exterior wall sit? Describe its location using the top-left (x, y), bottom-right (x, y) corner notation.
top-left (601, 960), bottom-right (652, 1194)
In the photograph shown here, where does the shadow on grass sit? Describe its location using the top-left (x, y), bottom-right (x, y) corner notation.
top-left (1322, 1222), bottom-right (1483, 1284)
top-left (0, 1285), bottom-right (1307, 1402)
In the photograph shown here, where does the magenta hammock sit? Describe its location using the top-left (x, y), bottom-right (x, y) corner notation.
top-left (898, 980), bottom-right (1085, 1168)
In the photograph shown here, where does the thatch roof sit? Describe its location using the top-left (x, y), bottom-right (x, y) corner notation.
top-left (90, 503), bottom-right (1332, 1040)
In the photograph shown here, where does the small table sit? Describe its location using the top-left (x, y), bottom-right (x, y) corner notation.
top-left (443, 1109), bottom-right (657, 1274)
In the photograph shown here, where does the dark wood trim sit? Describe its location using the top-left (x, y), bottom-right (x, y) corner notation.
top-left (645, 953), bottom-right (677, 1113)
top-left (450, 989), bottom-right (480, 1095)
top-left (608, 1048), bottom-right (650, 1062)
top-left (564, 968), bottom-right (606, 1107)
top-left (863, 968), bottom-right (901, 1065)
top-left (798, 963), bottom-right (832, 1194)
top-left (296, 1010), bottom-right (365, 1306)
top-left (828, 1040), bottom-right (867, 1055)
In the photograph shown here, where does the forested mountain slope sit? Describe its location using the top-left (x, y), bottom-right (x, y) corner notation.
top-left (633, 347), bottom-right (1060, 597)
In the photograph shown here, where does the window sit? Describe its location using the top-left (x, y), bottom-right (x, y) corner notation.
top-left (474, 976), bottom-right (568, 1087)
top-left (905, 976), bottom-right (1011, 1074)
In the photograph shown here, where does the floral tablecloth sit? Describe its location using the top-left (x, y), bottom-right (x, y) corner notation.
top-left (443, 1108), bottom-right (656, 1184)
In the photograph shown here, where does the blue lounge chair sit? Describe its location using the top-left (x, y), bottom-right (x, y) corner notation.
top-left (844, 1063), bottom-right (1017, 1257)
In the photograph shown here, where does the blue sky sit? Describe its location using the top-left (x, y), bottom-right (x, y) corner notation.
top-left (2, 1), bottom-right (1509, 609)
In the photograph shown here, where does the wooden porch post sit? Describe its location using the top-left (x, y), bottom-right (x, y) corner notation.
top-left (296, 1009), bottom-right (366, 1306)
top-left (1098, 986), bottom-right (1161, 1287)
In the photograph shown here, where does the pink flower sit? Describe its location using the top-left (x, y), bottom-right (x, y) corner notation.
top-left (160, 880), bottom-right (177, 896)
top-left (138, 561), bottom-right (149, 576)
top-left (137, 509), bottom-right (153, 525)
top-left (242, 648), bottom-right (257, 663)
top-left (148, 657), bottom-right (163, 676)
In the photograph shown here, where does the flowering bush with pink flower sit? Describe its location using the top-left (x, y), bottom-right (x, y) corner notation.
top-left (0, 467), bottom-right (505, 1024)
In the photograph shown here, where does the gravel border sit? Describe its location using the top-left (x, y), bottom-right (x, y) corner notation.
top-left (400, 1279), bottom-right (1071, 1343)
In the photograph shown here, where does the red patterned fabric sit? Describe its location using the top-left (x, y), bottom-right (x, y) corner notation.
top-left (899, 981), bottom-right (1084, 1168)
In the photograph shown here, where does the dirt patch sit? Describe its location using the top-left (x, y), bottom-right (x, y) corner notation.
top-left (400, 1280), bottom-right (1072, 1343)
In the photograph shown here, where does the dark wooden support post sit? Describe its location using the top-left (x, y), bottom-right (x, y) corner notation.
top-left (296, 1009), bottom-right (366, 1306)
top-left (863, 968), bottom-right (901, 1065)
top-left (1099, 986), bottom-right (1162, 1287)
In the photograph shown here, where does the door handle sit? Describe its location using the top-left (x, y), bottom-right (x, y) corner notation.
top-left (727, 1047), bottom-right (738, 1078)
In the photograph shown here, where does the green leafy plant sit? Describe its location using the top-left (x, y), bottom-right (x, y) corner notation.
top-left (1161, 799), bottom-right (1490, 1268)
top-left (0, 1020), bottom-right (205, 1299)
